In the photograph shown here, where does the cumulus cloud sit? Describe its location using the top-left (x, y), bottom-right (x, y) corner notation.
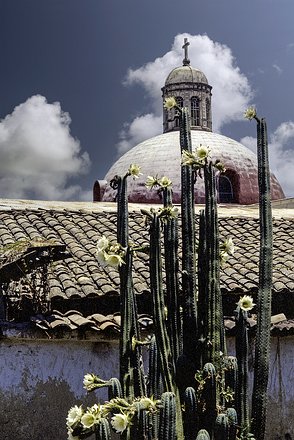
top-left (241, 121), bottom-right (294, 197)
top-left (0, 95), bottom-right (90, 200)
top-left (117, 33), bottom-right (253, 153)
top-left (117, 114), bottom-right (161, 154)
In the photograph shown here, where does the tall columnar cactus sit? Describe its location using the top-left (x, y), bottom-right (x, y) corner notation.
top-left (95, 418), bottom-right (111, 440)
top-left (148, 209), bottom-right (175, 393)
top-left (162, 186), bottom-right (181, 362)
top-left (159, 392), bottom-right (177, 440)
top-left (147, 335), bottom-right (162, 399)
top-left (179, 107), bottom-right (198, 367)
top-left (146, 206), bottom-right (184, 440)
top-left (235, 308), bottom-right (250, 430)
top-left (67, 100), bottom-right (273, 440)
top-left (184, 386), bottom-right (198, 440)
top-left (108, 377), bottom-right (123, 400)
top-left (111, 172), bottom-right (145, 399)
top-left (247, 111), bottom-right (273, 440)
top-left (196, 429), bottom-right (211, 440)
top-left (226, 407), bottom-right (238, 440)
top-left (198, 362), bottom-right (217, 436)
top-left (203, 162), bottom-right (224, 367)
top-left (197, 208), bottom-right (208, 368)
top-left (215, 413), bottom-right (229, 440)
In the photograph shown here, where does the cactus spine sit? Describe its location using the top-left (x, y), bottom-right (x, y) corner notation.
top-left (251, 117), bottom-right (273, 439)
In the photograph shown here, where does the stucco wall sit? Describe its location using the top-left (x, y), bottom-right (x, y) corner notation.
top-left (0, 338), bottom-right (120, 440)
top-left (227, 336), bottom-right (294, 440)
top-left (0, 336), bottom-right (293, 440)
top-left (266, 336), bottom-right (294, 439)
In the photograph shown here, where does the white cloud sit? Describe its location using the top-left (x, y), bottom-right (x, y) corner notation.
top-left (117, 114), bottom-right (161, 154)
top-left (272, 64), bottom-right (282, 75)
top-left (117, 33), bottom-right (253, 153)
top-left (0, 95), bottom-right (90, 200)
top-left (241, 121), bottom-right (294, 197)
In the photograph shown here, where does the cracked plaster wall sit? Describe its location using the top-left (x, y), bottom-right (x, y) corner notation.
top-left (0, 336), bottom-right (293, 440)
top-left (0, 338), bottom-right (119, 440)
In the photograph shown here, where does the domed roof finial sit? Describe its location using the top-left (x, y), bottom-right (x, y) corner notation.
top-left (182, 38), bottom-right (190, 66)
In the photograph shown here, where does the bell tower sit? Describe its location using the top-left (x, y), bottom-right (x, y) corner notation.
top-left (161, 38), bottom-right (213, 133)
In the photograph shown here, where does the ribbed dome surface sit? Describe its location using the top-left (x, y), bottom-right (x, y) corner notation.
top-left (102, 131), bottom-right (284, 204)
top-left (165, 66), bottom-right (208, 85)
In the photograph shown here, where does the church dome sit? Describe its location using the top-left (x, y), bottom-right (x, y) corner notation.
top-left (101, 131), bottom-right (284, 205)
top-left (95, 38), bottom-right (285, 205)
top-left (165, 65), bottom-right (208, 86)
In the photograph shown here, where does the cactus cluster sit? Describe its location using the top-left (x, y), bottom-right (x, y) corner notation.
top-left (67, 104), bottom-right (272, 440)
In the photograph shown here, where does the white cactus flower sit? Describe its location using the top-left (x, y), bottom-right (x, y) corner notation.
top-left (244, 106), bottom-right (256, 120)
top-left (196, 144), bottom-right (210, 160)
top-left (66, 405), bottom-right (83, 428)
top-left (111, 413), bottom-right (129, 433)
top-left (145, 175), bottom-right (159, 189)
top-left (163, 96), bottom-right (177, 110)
top-left (222, 237), bottom-right (235, 256)
top-left (96, 235), bottom-right (109, 253)
top-left (105, 253), bottom-right (125, 267)
top-left (139, 396), bottom-right (159, 410)
top-left (83, 373), bottom-right (96, 390)
top-left (159, 176), bottom-right (172, 188)
top-left (96, 250), bottom-right (108, 266)
top-left (81, 411), bottom-right (96, 428)
top-left (237, 295), bottom-right (256, 311)
top-left (128, 163), bottom-right (142, 179)
top-left (181, 150), bottom-right (196, 166)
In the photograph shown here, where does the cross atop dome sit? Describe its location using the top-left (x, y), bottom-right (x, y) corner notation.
top-left (182, 38), bottom-right (190, 66)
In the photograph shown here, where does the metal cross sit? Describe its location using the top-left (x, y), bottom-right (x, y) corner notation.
top-left (182, 38), bottom-right (190, 66)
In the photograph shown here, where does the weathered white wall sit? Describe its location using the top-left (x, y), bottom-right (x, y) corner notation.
top-left (0, 335), bottom-right (293, 440)
top-left (0, 337), bottom-right (120, 440)
top-left (227, 335), bottom-right (294, 440)
top-left (266, 336), bottom-right (294, 439)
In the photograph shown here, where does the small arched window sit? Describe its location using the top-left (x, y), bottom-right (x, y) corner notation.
top-left (218, 175), bottom-right (234, 203)
top-left (93, 180), bottom-right (107, 202)
top-left (191, 97), bottom-right (200, 126)
top-left (175, 97), bottom-right (183, 128)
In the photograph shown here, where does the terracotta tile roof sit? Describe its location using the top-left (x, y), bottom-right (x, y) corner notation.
top-left (30, 310), bottom-right (153, 335)
top-left (2, 310), bottom-right (293, 339)
top-left (27, 311), bottom-right (294, 336)
top-left (0, 200), bottom-right (293, 307)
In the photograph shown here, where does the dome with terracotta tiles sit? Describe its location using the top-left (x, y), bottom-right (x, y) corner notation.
top-left (101, 130), bottom-right (284, 205)
top-left (96, 39), bottom-right (284, 205)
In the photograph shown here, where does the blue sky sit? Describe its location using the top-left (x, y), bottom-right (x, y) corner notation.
top-left (0, 0), bottom-right (294, 200)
